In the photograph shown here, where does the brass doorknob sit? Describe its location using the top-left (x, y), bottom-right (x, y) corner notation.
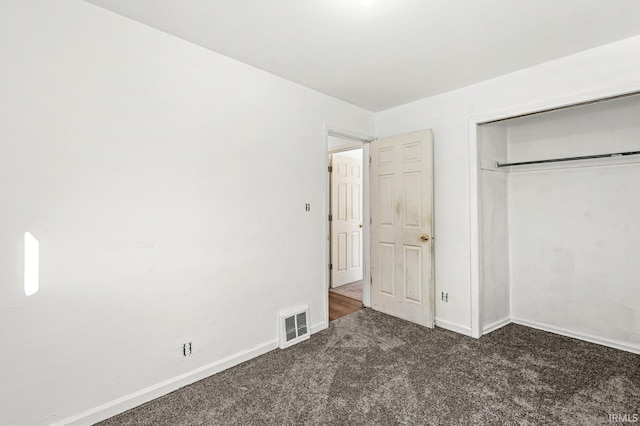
top-left (420, 233), bottom-right (430, 242)
top-left (359, 224), bottom-right (363, 228)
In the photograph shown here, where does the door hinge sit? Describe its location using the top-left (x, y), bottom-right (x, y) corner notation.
top-left (328, 214), bottom-right (333, 221)
top-left (329, 263), bottom-right (333, 270)
top-left (328, 165), bottom-right (332, 173)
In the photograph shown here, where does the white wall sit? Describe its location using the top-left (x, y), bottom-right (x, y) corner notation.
top-left (328, 135), bottom-right (362, 152)
top-left (506, 95), bottom-right (640, 349)
top-left (375, 34), bottom-right (640, 335)
top-left (0, 1), bottom-right (373, 425)
top-left (478, 125), bottom-right (510, 330)
top-left (332, 148), bottom-right (363, 159)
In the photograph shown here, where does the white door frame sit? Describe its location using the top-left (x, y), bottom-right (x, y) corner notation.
top-left (323, 125), bottom-right (373, 328)
top-left (468, 82), bottom-right (640, 339)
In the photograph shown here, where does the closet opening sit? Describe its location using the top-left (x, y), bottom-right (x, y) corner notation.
top-left (475, 92), bottom-right (640, 354)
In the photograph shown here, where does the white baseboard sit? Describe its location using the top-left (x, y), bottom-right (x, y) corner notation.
top-left (54, 321), bottom-right (330, 425)
top-left (52, 339), bottom-right (279, 426)
top-left (511, 317), bottom-right (640, 355)
top-left (483, 317), bottom-right (511, 335)
top-left (311, 321), bottom-right (327, 334)
top-left (435, 318), bottom-right (472, 337)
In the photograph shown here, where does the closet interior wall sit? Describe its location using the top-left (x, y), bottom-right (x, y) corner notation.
top-left (479, 94), bottom-right (640, 350)
top-left (479, 125), bottom-right (510, 330)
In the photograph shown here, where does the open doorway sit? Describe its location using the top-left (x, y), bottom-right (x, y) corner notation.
top-left (324, 128), bottom-right (435, 327)
top-left (327, 135), bottom-right (366, 321)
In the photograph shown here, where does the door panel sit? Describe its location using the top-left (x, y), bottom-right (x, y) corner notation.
top-left (403, 245), bottom-right (422, 303)
top-left (331, 152), bottom-right (364, 287)
top-left (378, 243), bottom-right (395, 295)
top-left (371, 130), bottom-right (434, 327)
top-left (378, 175), bottom-right (395, 225)
top-left (350, 232), bottom-right (360, 267)
top-left (337, 233), bottom-right (347, 271)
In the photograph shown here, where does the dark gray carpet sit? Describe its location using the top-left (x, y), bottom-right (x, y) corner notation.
top-left (98, 309), bottom-right (640, 425)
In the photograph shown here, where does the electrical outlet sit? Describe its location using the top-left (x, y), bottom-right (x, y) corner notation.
top-left (183, 342), bottom-right (192, 357)
top-left (305, 203), bottom-right (311, 212)
top-left (441, 292), bottom-right (449, 302)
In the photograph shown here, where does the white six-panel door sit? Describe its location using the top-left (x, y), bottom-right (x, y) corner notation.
top-left (370, 130), bottom-right (434, 327)
top-left (330, 153), bottom-right (364, 287)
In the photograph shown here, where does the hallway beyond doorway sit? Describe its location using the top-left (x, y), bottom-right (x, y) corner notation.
top-left (328, 292), bottom-right (363, 322)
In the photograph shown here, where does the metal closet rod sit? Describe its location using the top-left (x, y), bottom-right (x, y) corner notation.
top-left (496, 150), bottom-right (640, 168)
